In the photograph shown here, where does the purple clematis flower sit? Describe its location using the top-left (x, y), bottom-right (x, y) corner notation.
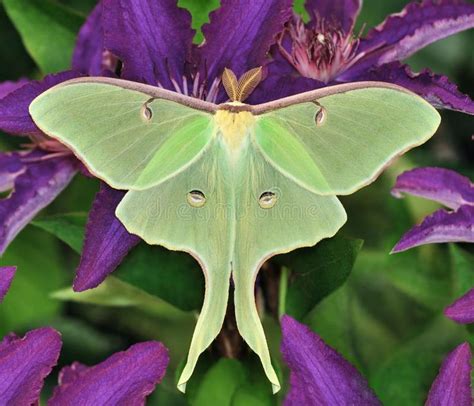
top-left (281, 315), bottom-right (473, 406)
top-left (49, 341), bottom-right (169, 405)
top-left (392, 167), bottom-right (474, 328)
top-left (281, 315), bottom-right (381, 405)
top-left (425, 342), bottom-right (472, 406)
top-left (0, 0), bottom-right (296, 291)
top-left (0, 266), bottom-right (16, 302)
top-left (0, 326), bottom-right (169, 404)
top-left (0, 74), bottom-right (80, 255)
top-left (263, 0), bottom-right (474, 113)
top-left (391, 167), bottom-right (474, 252)
top-left (444, 287), bottom-right (474, 324)
top-left (0, 327), bottom-right (62, 404)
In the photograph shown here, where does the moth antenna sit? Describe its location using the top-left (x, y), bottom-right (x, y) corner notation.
top-left (237, 67), bottom-right (263, 102)
top-left (222, 68), bottom-right (239, 101)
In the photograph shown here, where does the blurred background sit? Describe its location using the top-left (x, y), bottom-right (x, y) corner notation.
top-left (0, 0), bottom-right (472, 404)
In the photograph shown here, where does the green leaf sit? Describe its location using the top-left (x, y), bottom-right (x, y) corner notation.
top-left (231, 385), bottom-right (274, 406)
top-left (192, 359), bottom-right (247, 406)
top-left (51, 317), bottom-right (124, 365)
top-left (31, 211), bottom-right (204, 311)
top-left (0, 5), bottom-right (36, 81)
top-left (309, 274), bottom-right (399, 373)
top-left (0, 226), bottom-right (65, 335)
top-left (56, 0), bottom-right (97, 15)
top-left (276, 235), bottom-right (363, 320)
top-left (362, 248), bottom-right (452, 312)
top-left (115, 244), bottom-right (204, 312)
top-left (32, 212), bottom-right (87, 252)
top-left (449, 244), bottom-right (474, 298)
top-left (231, 356), bottom-right (276, 406)
top-left (178, 0), bottom-right (219, 43)
top-left (3, 0), bottom-right (84, 73)
top-left (371, 316), bottom-right (468, 406)
top-left (51, 276), bottom-right (190, 320)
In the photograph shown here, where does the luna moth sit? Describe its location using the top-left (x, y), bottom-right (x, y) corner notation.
top-left (29, 67), bottom-right (440, 393)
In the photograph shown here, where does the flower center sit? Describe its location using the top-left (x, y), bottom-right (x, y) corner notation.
top-left (279, 16), bottom-right (361, 83)
top-left (24, 133), bottom-right (73, 156)
top-left (159, 70), bottom-right (221, 104)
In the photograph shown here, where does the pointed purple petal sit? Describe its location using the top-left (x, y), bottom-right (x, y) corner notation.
top-left (0, 266), bottom-right (16, 302)
top-left (445, 288), bottom-right (474, 324)
top-left (102, 0), bottom-right (194, 88)
top-left (0, 79), bottom-right (29, 100)
top-left (392, 167), bottom-right (474, 210)
top-left (248, 48), bottom-right (324, 104)
top-left (0, 152), bottom-right (77, 255)
top-left (353, 62), bottom-right (474, 114)
top-left (0, 71), bottom-right (81, 136)
top-left (72, 2), bottom-right (104, 75)
top-left (198, 0), bottom-right (292, 81)
top-left (426, 342), bottom-right (472, 406)
top-left (0, 327), bottom-right (62, 405)
top-left (392, 205), bottom-right (474, 253)
top-left (304, 0), bottom-right (362, 33)
top-left (351, 0), bottom-right (474, 74)
top-left (74, 183), bottom-right (140, 292)
top-left (281, 315), bottom-right (381, 406)
top-left (49, 341), bottom-right (169, 405)
top-left (0, 152), bottom-right (25, 192)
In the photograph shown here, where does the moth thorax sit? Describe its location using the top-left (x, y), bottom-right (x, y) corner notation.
top-left (215, 110), bottom-right (254, 152)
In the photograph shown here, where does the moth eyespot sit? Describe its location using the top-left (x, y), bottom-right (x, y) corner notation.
top-left (142, 106), bottom-right (153, 121)
top-left (315, 106), bottom-right (326, 126)
top-left (187, 190), bottom-right (206, 208)
top-left (258, 191), bottom-right (277, 209)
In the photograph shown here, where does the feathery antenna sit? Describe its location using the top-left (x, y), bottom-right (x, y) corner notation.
top-left (222, 67), bottom-right (263, 102)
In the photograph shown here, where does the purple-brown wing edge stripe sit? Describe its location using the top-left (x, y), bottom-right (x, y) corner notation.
top-left (249, 81), bottom-right (420, 114)
top-left (54, 77), bottom-right (218, 113)
top-left (51, 78), bottom-right (421, 115)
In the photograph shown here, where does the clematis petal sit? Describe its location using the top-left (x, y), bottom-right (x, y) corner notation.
top-left (74, 183), bottom-right (140, 292)
top-left (392, 205), bottom-right (474, 253)
top-left (248, 49), bottom-right (324, 104)
top-left (0, 152), bottom-right (25, 192)
top-left (102, 0), bottom-right (194, 89)
top-left (0, 79), bottom-right (29, 99)
top-left (304, 0), bottom-right (362, 33)
top-left (72, 2), bottom-right (104, 76)
top-left (0, 266), bottom-right (16, 302)
top-left (281, 315), bottom-right (381, 406)
top-left (49, 341), bottom-right (169, 405)
top-left (354, 62), bottom-right (474, 114)
top-left (198, 0), bottom-right (293, 80)
top-left (0, 71), bottom-right (81, 136)
top-left (444, 288), bottom-right (474, 324)
top-left (426, 342), bottom-right (472, 406)
top-left (349, 0), bottom-right (474, 75)
top-left (0, 151), bottom-right (77, 255)
top-left (392, 167), bottom-right (474, 210)
top-left (0, 327), bottom-right (62, 405)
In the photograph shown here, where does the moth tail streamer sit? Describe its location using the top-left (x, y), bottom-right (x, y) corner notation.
top-left (177, 265), bottom-right (231, 393)
top-left (233, 264), bottom-right (281, 394)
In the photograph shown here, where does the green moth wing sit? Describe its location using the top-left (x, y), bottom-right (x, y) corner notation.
top-left (28, 77), bottom-right (440, 394)
top-left (116, 135), bottom-right (347, 393)
top-left (116, 138), bottom-right (233, 393)
top-left (29, 79), bottom-right (216, 190)
top-left (232, 143), bottom-right (346, 393)
top-left (253, 85), bottom-right (441, 195)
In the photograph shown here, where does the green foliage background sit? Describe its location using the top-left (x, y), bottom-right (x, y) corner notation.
top-left (0, 0), bottom-right (472, 404)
